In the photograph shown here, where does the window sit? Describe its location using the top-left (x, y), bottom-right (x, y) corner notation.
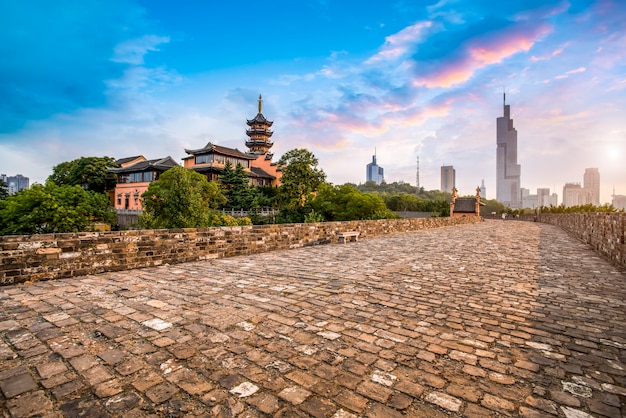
top-left (120, 172), bottom-right (154, 183)
top-left (117, 194), bottom-right (122, 205)
top-left (195, 154), bottom-right (213, 164)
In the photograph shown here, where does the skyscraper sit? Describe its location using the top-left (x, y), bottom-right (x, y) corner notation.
top-left (496, 94), bottom-right (521, 208)
top-left (366, 154), bottom-right (384, 185)
top-left (2, 174), bottom-right (29, 195)
top-left (583, 168), bottom-right (600, 205)
top-left (440, 165), bottom-right (455, 193)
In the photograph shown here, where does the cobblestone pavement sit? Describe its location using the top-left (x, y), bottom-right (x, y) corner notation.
top-left (1, 220), bottom-right (625, 418)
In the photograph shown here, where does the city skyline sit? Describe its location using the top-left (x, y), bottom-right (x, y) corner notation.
top-left (1, 1), bottom-right (624, 204)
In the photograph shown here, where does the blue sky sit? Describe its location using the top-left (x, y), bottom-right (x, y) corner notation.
top-left (1, 0), bottom-right (624, 204)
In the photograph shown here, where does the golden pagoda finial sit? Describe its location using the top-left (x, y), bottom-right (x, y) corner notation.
top-left (258, 94), bottom-right (263, 113)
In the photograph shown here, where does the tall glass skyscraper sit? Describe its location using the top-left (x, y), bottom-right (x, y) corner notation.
top-left (366, 154), bottom-right (384, 185)
top-left (496, 94), bottom-right (521, 208)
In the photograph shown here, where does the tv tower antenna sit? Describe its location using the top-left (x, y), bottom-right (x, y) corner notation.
top-left (416, 155), bottom-right (420, 194)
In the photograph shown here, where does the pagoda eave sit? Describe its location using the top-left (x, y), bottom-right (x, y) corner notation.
top-left (246, 131), bottom-right (273, 138)
top-left (246, 140), bottom-right (274, 147)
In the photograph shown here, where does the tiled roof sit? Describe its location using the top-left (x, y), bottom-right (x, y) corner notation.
top-left (184, 142), bottom-right (255, 160)
top-left (109, 157), bottom-right (178, 174)
top-left (453, 198), bottom-right (478, 213)
top-left (116, 155), bottom-right (144, 166)
top-left (249, 167), bottom-right (276, 180)
top-left (246, 113), bottom-right (274, 126)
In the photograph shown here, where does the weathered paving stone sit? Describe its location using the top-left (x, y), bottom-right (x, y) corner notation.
top-left (0, 369), bottom-right (37, 398)
top-left (424, 391), bottom-right (463, 413)
top-left (6, 390), bottom-right (54, 417)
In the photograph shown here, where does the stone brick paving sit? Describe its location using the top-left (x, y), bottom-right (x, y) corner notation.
top-left (1, 220), bottom-right (625, 417)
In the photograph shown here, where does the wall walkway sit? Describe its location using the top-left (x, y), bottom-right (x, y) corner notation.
top-left (523, 213), bottom-right (625, 269)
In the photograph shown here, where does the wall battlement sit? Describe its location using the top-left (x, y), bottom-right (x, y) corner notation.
top-left (1, 217), bottom-right (479, 285)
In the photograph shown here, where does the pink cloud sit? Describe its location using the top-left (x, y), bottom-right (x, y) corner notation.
top-left (416, 23), bottom-right (551, 88)
top-left (367, 21), bottom-right (432, 64)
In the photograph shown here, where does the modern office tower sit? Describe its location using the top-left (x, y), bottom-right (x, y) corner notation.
top-left (366, 154), bottom-right (384, 185)
top-left (612, 191), bottom-right (626, 210)
top-left (583, 168), bottom-right (600, 205)
top-left (537, 188), bottom-right (551, 207)
top-left (440, 165), bottom-right (455, 193)
top-left (563, 183), bottom-right (585, 207)
top-left (521, 188), bottom-right (530, 200)
top-left (480, 179), bottom-right (486, 199)
top-left (4, 174), bottom-right (29, 195)
top-left (496, 94), bottom-right (521, 208)
top-left (547, 193), bottom-right (558, 207)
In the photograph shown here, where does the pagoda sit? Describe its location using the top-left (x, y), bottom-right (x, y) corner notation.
top-left (246, 94), bottom-right (274, 155)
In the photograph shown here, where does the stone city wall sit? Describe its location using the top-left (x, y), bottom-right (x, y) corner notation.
top-left (525, 212), bottom-right (626, 269)
top-left (1, 217), bottom-right (480, 285)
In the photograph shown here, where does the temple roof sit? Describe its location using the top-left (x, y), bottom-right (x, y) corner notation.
top-left (183, 142), bottom-right (256, 160)
top-left (249, 167), bottom-right (276, 180)
top-left (109, 157), bottom-right (178, 174)
top-left (116, 155), bottom-right (145, 167)
top-left (246, 113), bottom-right (274, 126)
top-left (188, 165), bottom-right (275, 180)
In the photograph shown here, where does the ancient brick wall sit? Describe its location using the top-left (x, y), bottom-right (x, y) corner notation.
top-left (534, 213), bottom-right (626, 269)
top-left (1, 217), bottom-right (479, 285)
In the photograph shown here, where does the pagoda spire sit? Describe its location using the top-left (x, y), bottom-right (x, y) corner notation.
top-left (246, 94), bottom-right (274, 155)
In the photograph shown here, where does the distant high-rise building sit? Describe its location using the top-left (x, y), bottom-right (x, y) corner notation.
top-left (480, 179), bottom-right (486, 200)
top-left (563, 183), bottom-right (585, 207)
top-left (547, 193), bottom-right (558, 207)
top-left (583, 168), bottom-right (600, 205)
top-left (612, 190), bottom-right (626, 211)
top-left (440, 165), bottom-right (455, 193)
top-left (3, 174), bottom-right (29, 195)
top-left (366, 154), bottom-right (384, 185)
top-left (562, 168), bottom-right (601, 207)
top-left (537, 188), bottom-right (550, 207)
top-left (496, 94), bottom-right (521, 208)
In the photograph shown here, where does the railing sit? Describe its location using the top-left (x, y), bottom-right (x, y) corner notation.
top-left (116, 209), bottom-right (144, 215)
top-left (221, 208), bottom-right (279, 218)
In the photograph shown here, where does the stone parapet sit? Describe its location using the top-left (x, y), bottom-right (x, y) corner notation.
top-left (0, 217), bottom-right (479, 285)
top-left (529, 213), bottom-right (625, 269)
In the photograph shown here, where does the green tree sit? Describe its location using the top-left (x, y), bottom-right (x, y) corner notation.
top-left (0, 179), bottom-right (8, 200)
top-left (220, 161), bottom-right (255, 210)
top-left (0, 183), bottom-right (116, 235)
top-left (140, 166), bottom-right (228, 229)
top-left (310, 184), bottom-right (398, 221)
top-left (277, 148), bottom-right (326, 211)
top-left (480, 199), bottom-right (506, 215)
top-left (48, 156), bottom-right (118, 193)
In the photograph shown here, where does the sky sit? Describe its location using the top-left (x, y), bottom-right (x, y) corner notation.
top-left (1, 0), bottom-right (624, 204)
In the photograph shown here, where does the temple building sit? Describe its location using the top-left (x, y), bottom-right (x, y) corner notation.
top-left (109, 155), bottom-right (179, 210)
top-left (185, 95), bottom-right (281, 187)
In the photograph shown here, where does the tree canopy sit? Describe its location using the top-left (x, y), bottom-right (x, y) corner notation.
top-left (140, 166), bottom-right (226, 229)
top-left (0, 179), bottom-right (8, 200)
top-left (310, 184), bottom-right (398, 221)
top-left (0, 183), bottom-right (116, 235)
top-left (220, 161), bottom-right (255, 210)
top-left (277, 149), bottom-right (326, 210)
top-left (48, 156), bottom-right (118, 193)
